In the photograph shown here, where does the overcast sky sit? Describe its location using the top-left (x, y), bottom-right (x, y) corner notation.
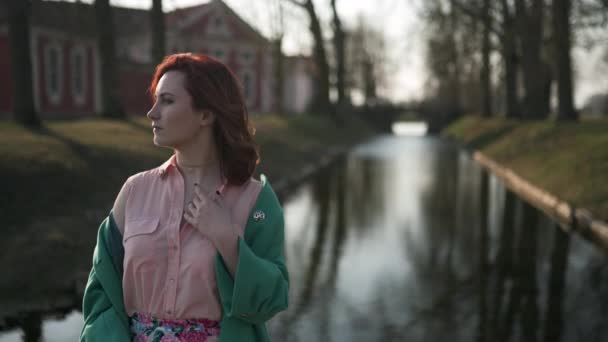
top-left (77, 0), bottom-right (606, 106)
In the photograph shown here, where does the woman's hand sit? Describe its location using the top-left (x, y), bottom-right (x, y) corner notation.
top-left (183, 185), bottom-right (235, 246)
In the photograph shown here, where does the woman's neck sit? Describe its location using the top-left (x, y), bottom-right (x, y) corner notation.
top-left (175, 127), bottom-right (219, 166)
top-left (174, 134), bottom-right (223, 189)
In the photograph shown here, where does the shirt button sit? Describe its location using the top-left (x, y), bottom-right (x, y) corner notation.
top-left (169, 278), bottom-right (174, 283)
top-left (167, 310), bottom-right (172, 314)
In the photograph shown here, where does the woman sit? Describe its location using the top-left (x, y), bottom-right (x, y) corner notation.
top-left (80, 53), bottom-right (289, 342)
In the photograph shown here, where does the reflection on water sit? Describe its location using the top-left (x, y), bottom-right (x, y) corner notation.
top-left (391, 122), bottom-right (428, 136)
top-left (0, 311), bottom-right (81, 342)
top-left (2, 134), bottom-right (607, 341)
top-left (267, 134), bottom-right (608, 341)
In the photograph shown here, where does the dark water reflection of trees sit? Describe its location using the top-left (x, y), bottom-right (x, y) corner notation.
top-left (269, 136), bottom-right (608, 342)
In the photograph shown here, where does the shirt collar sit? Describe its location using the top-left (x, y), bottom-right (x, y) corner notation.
top-left (158, 154), bottom-right (177, 179)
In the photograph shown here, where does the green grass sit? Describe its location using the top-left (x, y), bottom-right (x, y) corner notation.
top-left (0, 113), bottom-right (374, 302)
top-left (1, 114), bottom-right (373, 230)
top-left (442, 115), bottom-right (608, 220)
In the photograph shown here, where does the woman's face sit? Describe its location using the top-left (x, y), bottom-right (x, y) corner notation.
top-left (146, 70), bottom-right (212, 148)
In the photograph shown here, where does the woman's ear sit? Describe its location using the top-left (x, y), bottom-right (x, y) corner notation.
top-left (199, 110), bottom-right (215, 127)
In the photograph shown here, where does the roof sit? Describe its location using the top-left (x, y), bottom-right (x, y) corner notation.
top-left (169, 0), bottom-right (268, 45)
top-left (0, 0), bottom-right (268, 45)
top-left (166, 2), bottom-right (213, 27)
top-left (0, 0), bottom-right (149, 38)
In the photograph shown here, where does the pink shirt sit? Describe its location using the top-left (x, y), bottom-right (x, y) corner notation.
top-left (119, 155), bottom-right (262, 320)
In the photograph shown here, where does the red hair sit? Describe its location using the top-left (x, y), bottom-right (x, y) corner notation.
top-left (149, 53), bottom-right (259, 186)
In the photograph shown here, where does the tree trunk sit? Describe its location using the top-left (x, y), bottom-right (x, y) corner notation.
top-left (481, 0), bottom-right (493, 118)
top-left (150, 0), bottom-right (166, 65)
top-left (273, 37), bottom-right (284, 115)
top-left (95, 0), bottom-right (125, 118)
top-left (7, 0), bottom-right (40, 127)
top-left (500, 0), bottom-right (520, 119)
top-left (363, 59), bottom-right (376, 102)
top-left (553, 0), bottom-right (577, 121)
top-left (448, 0), bottom-right (462, 120)
top-left (331, 0), bottom-right (347, 107)
top-left (300, 0), bottom-right (331, 114)
top-left (515, 0), bottom-right (550, 120)
top-left (503, 34), bottom-right (520, 118)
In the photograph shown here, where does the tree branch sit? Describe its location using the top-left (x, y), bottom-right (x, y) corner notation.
top-left (452, 0), bottom-right (505, 39)
top-left (284, 0), bottom-right (306, 8)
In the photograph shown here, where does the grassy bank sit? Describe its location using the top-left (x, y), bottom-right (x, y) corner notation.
top-left (441, 116), bottom-right (608, 221)
top-left (1, 113), bottom-right (373, 228)
top-left (0, 113), bottom-right (374, 309)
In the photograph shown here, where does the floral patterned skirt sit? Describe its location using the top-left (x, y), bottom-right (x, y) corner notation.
top-left (129, 312), bottom-right (221, 342)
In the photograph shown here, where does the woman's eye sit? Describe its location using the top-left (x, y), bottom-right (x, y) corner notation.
top-left (162, 98), bottom-right (174, 104)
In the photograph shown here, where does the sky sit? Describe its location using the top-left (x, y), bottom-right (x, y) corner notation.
top-left (77, 0), bottom-right (606, 106)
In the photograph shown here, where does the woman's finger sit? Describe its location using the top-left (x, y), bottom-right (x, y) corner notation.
top-left (195, 186), bottom-right (211, 206)
top-left (183, 210), bottom-right (194, 224)
top-left (210, 192), bottom-right (223, 208)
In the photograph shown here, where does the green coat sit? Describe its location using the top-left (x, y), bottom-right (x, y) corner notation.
top-left (80, 176), bottom-right (289, 341)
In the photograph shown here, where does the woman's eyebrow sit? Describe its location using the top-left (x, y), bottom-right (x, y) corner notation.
top-left (156, 92), bottom-right (176, 97)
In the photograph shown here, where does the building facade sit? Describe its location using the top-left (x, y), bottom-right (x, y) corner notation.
top-left (0, 0), bottom-right (313, 118)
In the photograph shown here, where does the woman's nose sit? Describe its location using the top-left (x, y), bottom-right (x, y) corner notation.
top-left (147, 104), bottom-right (159, 120)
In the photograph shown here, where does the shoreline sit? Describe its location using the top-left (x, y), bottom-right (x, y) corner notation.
top-left (442, 116), bottom-right (608, 251)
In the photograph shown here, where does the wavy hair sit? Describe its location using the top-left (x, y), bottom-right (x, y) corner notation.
top-left (149, 53), bottom-right (259, 186)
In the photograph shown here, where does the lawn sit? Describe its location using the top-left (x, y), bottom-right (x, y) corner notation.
top-left (442, 115), bottom-right (608, 221)
top-left (1, 113), bottom-right (373, 229)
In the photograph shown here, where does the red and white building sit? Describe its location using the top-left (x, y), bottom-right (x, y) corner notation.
top-left (0, 0), bottom-right (314, 118)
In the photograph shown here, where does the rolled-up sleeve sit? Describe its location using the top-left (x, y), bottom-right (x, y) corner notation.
top-left (215, 207), bottom-right (289, 325)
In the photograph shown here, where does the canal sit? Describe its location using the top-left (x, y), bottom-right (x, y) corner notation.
top-left (1, 127), bottom-right (607, 341)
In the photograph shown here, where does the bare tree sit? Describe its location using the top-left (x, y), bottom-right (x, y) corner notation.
top-left (500, 0), bottom-right (521, 119)
top-left (452, 0), bottom-right (521, 118)
top-left (431, 0), bottom-right (604, 121)
top-left (95, 0), bottom-right (124, 118)
top-left (422, 0), bottom-right (464, 120)
top-left (151, 0), bottom-right (166, 65)
top-left (481, 0), bottom-right (492, 117)
top-left (349, 16), bottom-right (387, 104)
top-left (285, 0), bottom-right (332, 114)
top-left (268, 0), bottom-right (285, 115)
top-left (6, 0), bottom-right (40, 127)
top-left (515, 0), bottom-right (552, 120)
top-left (330, 0), bottom-right (348, 108)
top-left (553, 0), bottom-right (577, 121)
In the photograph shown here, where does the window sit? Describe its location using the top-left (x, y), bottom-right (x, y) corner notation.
top-left (44, 42), bottom-right (63, 104)
top-left (243, 73), bottom-right (251, 98)
top-left (213, 47), bottom-right (225, 62)
top-left (239, 48), bottom-right (254, 65)
top-left (208, 13), bottom-right (230, 37)
top-left (71, 46), bottom-right (87, 105)
top-left (241, 70), bottom-right (254, 104)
